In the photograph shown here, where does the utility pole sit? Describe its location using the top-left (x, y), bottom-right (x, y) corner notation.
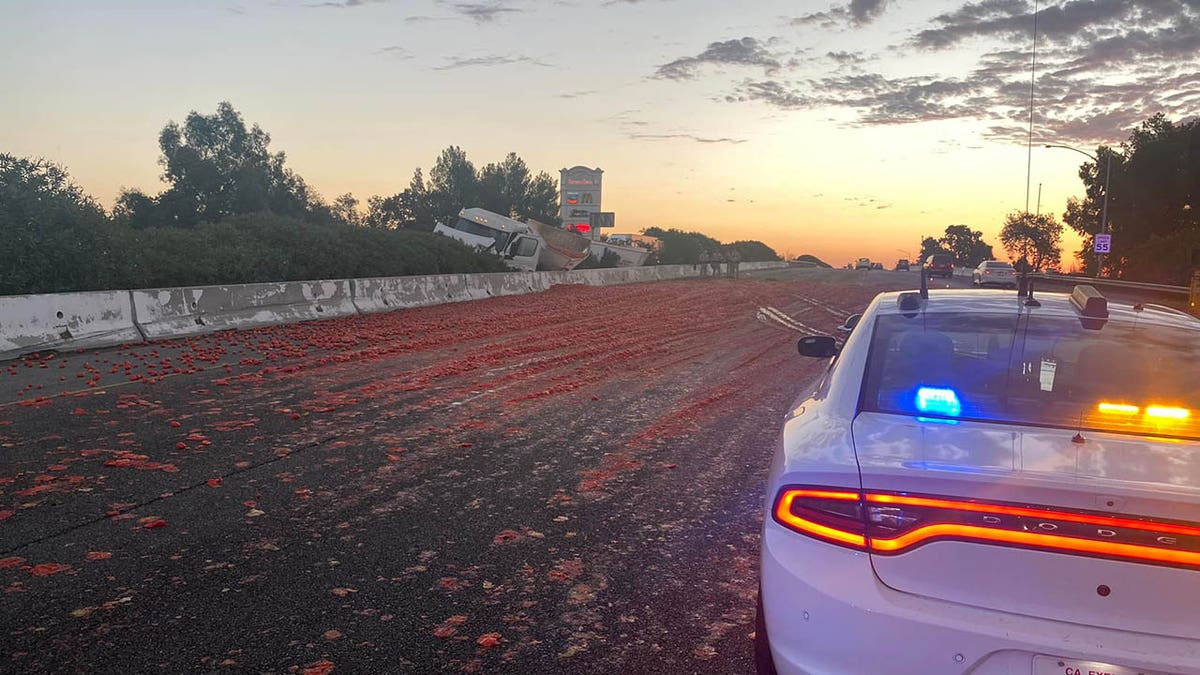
top-left (1025, 0), bottom-right (1039, 214)
top-left (1097, 150), bottom-right (1112, 277)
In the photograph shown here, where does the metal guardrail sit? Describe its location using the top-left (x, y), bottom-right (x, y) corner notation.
top-left (1028, 274), bottom-right (1188, 296)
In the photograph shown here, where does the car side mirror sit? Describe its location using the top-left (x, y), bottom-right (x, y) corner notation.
top-left (836, 313), bottom-right (862, 334)
top-left (798, 335), bottom-right (839, 358)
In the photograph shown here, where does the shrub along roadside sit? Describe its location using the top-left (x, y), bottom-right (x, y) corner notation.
top-left (2, 154), bottom-right (510, 296)
top-left (118, 213), bottom-right (509, 290)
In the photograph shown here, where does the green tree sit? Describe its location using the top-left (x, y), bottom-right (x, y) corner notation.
top-left (999, 211), bottom-right (1062, 272)
top-left (478, 152), bottom-right (531, 218)
top-left (524, 171), bottom-right (561, 225)
top-left (793, 254), bottom-right (832, 268)
top-left (128, 101), bottom-right (326, 228)
top-left (918, 236), bottom-right (949, 261)
top-left (1062, 114), bottom-right (1199, 280)
top-left (938, 224), bottom-right (994, 267)
top-left (727, 240), bottom-right (781, 262)
top-left (429, 145), bottom-right (478, 225)
top-left (366, 168), bottom-right (439, 231)
top-left (642, 227), bottom-right (722, 264)
top-left (112, 188), bottom-right (159, 230)
top-left (330, 193), bottom-right (362, 228)
top-left (0, 154), bottom-right (124, 294)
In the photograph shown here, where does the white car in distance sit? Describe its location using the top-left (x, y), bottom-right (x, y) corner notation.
top-left (973, 260), bottom-right (1019, 288)
top-left (757, 283), bottom-right (1200, 675)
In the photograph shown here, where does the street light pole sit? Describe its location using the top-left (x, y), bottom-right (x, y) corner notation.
top-left (1044, 143), bottom-right (1111, 277)
top-left (1099, 151), bottom-right (1112, 272)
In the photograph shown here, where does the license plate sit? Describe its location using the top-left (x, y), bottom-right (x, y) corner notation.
top-left (1033, 655), bottom-right (1167, 675)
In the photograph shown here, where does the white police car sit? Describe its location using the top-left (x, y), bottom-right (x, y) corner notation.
top-left (757, 282), bottom-right (1200, 674)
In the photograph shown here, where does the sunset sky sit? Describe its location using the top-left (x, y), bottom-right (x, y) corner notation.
top-left (3, 0), bottom-right (1198, 267)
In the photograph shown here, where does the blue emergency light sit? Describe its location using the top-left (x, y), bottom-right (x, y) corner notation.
top-left (915, 387), bottom-right (962, 417)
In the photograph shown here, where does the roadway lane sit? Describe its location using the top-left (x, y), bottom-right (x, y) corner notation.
top-left (1, 268), bottom-right (922, 674)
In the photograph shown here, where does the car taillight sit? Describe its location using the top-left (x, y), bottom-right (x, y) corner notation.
top-left (773, 487), bottom-right (1200, 569)
top-left (773, 488), bottom-right (867, 548)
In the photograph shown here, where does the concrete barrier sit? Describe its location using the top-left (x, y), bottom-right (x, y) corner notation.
top-left (1, 260), bottom-right (793, 359)
top-left (353, 274), bottom-right (533, 314)
top-left (0, 291), bottom-right (143, 359)
top-left (741, 261), bottom-right (789, 271)
top-left (354, 265), bottom-right (704, 314)
top-left (131, 280), bottom-right (357, 339)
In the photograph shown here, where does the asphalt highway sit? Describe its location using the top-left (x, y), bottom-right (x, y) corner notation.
top-left (0, 268), bottom-right (939, 674)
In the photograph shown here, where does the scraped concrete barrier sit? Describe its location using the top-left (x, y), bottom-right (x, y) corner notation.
top-left (0, 291), bottom-right (143, 359)
top-left (131, 279), bottom-right (356, 339)
top-left (741, 261), bottom-right (789, 271)
top-left (354, 271), bottom-right (554, 314)
top-left (1, 260), bottom-right (793, 360)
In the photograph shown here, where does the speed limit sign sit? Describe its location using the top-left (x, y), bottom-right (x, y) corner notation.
top-left (1094, 233), bottom-right (1112, 254)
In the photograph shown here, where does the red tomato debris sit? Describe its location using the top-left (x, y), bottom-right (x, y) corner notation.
top-left (476, 632), bottom-right (502, 649)
top-left (29, 562), bottom-right (71, 577)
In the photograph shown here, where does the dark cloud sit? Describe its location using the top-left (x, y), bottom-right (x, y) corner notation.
top-left (790, 0), bottom-right (890, 28)
top-left (848, 0), bottom-right (890, 23)
top-left (376, 45), bottom-right (413, 59)
top-left (826, 50), bottom-right (869, 65)
top-left (654, 37), bottom-right (781, 80)
top-left (725, 79), bottom-right (815, 109)
top-left (442, 1), bottom-right (521, 22)
top-left (306, 0), bottom-right (389, 7)
top-left (727, 0), bottom-right (1200, 146)
top-left (629, 133), bottom-right (747, 144)
top-left (433, 55), bottom-right (552, 70)
top-left (911, 0), bottom-right (1190, 50)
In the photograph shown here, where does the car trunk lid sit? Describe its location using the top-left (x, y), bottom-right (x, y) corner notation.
top-left (852, 412), bottom-right (1200, 639)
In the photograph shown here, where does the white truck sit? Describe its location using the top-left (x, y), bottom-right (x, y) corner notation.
top-left (590, 239), bottom-right (651, 267)
top-left (433, 208), bottom-right (591, 272)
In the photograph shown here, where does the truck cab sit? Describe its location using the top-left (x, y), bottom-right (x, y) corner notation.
top-left (434, 208), bottom-right (542, 272)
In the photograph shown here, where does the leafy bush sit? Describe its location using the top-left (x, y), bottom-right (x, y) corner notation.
top-left (727, 240), bottom-right (781, 262)
top-left (641, 227), bottom-right (723, 264)
top-left (117, 213), bottom-right (510, 289)
top-left (793, 254), bottom-right (832, 268)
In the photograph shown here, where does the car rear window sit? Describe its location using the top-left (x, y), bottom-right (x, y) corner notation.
top-left (984, 261), bottom-right (1013, 268)
top-left (859, 312), bottom-right (1200, 440)
top-left (928, 255), bottom-right (951, 264)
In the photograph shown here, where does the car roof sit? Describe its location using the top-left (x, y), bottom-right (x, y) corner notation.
top-left (872, 288), bottom-right (1200, 330)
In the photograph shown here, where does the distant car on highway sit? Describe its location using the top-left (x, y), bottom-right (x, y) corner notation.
top-left (895, 259), bottom-right (910, 271)
top-left (922, 253), bottom-right (954, 279)
top-left (870, 262), bottom-right (883, 270)
top-left (855, 258), bottom-right (872, 270)
top-left (757, 284), bottom-right (1200, 675)
top-left (973, 259), bottom-right (1018, 288)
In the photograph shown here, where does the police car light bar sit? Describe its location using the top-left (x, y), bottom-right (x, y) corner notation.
top-left (1070, 284), bottom-right (1109, 319)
